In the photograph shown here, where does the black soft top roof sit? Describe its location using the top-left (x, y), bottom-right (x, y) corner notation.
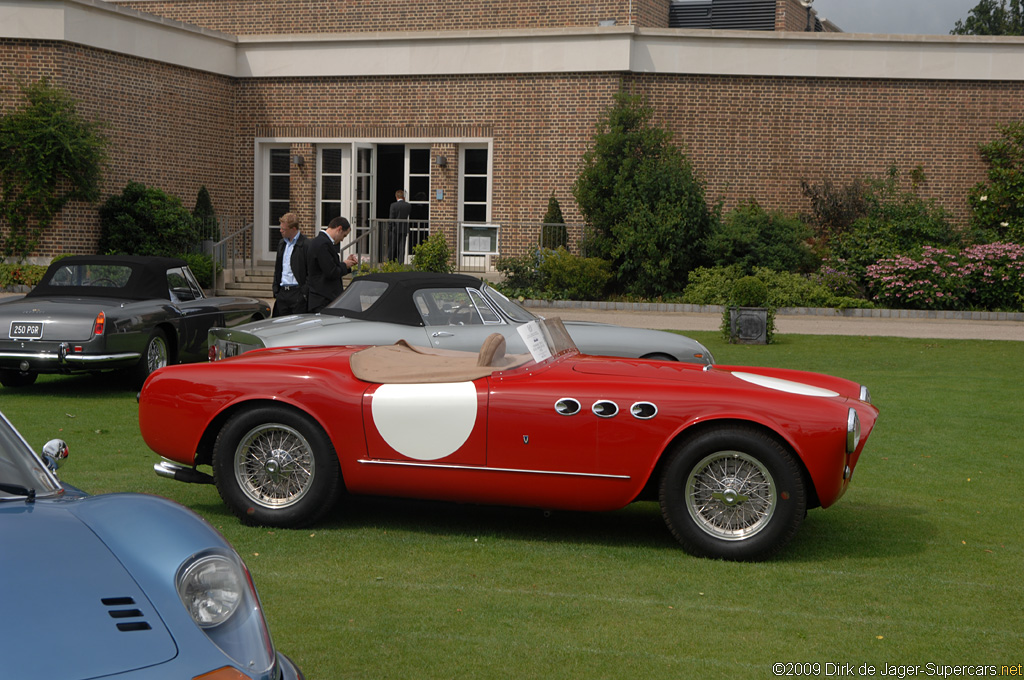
top-left (26, 255), bottom-right (186, 301)
top-left (322, 271), bottom-right (485, 326)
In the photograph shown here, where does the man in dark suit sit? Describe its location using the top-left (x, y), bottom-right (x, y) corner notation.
top-left (272, 212), bottom-right (309, 317)
top-left (387, 189), bottom-right (412, 262)
top-left (306, 215), bottom-right (358, 313)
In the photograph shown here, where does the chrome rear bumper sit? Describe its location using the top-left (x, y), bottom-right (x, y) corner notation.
top-left (0, 346), bottom-right (140, 368)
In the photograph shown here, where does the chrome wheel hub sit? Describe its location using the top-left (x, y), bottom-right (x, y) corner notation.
top-left (711, 482), bottom-right (749, 507)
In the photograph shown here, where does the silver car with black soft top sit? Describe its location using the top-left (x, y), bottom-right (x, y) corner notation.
top-left (208, 271), bottom-right (713, 365)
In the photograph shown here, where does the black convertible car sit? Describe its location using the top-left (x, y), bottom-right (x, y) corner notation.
top-left (0, 255), bottom-right (270, 387)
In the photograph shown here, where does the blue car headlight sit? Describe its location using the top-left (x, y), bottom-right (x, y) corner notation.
top-left (176, 551), bottom-right (276, 676)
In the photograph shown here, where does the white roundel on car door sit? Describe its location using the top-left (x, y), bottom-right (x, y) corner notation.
top-left (370, 382), bottom-right (478, 460)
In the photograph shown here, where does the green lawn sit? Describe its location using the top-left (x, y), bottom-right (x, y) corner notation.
top-left (4, 332), bottom-right (1022, 678)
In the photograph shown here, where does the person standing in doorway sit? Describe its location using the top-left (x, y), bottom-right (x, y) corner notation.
top-left (271, 212), bottom-right (309, 317)
top-left (306, 216), bottom-right (358, 313)
top-left (387, 189), bottom-right (412, 262)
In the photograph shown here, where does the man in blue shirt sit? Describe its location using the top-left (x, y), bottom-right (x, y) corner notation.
top-left (272, 212), bottom-right (309, 316)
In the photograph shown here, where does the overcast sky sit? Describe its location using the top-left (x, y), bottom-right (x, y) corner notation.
top-left (809, 0), bottom-right (981, 35)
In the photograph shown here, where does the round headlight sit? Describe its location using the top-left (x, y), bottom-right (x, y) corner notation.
top-left (177, 554), bottom-right (244, 628)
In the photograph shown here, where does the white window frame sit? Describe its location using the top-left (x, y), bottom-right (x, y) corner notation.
top-left (316, 144), bottom-right (351, 235)
top-left (253, 144), bottom-right (294, 261)
top-left (459, 143), bottom-right (492, 224)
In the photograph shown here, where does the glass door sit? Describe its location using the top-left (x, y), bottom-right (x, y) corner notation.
top-left (261, 147), bottom-right (292, 261)
top-left (318, 146), bottom-right (350, 234)
top-left (406, 147), bottom-right (432, 258)
top-left (353, 143), bottom-right (375, 261)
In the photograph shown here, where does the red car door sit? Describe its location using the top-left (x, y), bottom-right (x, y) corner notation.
top-left (361, 378), bottom-right (489, 466)
top-left (482, 367), bottom-right (651, 511)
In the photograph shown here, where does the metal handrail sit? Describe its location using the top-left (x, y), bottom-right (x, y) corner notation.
top-left (207, 218), bottom-right (585, 291)
top-left (340, 227), bottom-right (371, 258)
top-left (210, 221), bottom-right (255, 294)
top-left (362, 218), bottom-right (431, 268)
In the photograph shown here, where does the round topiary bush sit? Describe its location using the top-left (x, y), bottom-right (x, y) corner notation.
top-left (731, 275), bottom-right (769, 307)
top-left (722, 275), bottom-right (775, 344)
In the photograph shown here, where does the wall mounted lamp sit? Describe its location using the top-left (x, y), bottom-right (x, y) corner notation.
top-left (291, 154), bottom-right (304, 167)
top-left (435, 155), bottom-right (448, 168)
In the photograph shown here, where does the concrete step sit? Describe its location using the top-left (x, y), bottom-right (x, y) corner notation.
top-left (214, 264), bottom-right (363, 300)
top-left (221, 282), bottom-right (273, 301)
top-left (219, 266), bottom-right (274, 300)
top-left (232, 271), bottom-right (274, 284)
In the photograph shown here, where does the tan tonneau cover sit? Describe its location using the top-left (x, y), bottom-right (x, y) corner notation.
top-left (350, 336), bottom-right (530, 384)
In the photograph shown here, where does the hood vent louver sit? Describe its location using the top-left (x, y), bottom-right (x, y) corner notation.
top-left (102, 597), bottom-right (153, 632)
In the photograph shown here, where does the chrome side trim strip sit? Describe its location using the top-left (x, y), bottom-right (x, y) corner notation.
top-left (357, 458), bottom-right (631, 480)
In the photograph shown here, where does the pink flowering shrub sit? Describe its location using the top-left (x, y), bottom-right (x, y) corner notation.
top-left (866, 243), bottom-right (1024, 311)
top-left (865, 247), bottom-right (962, 310)
top-left (961, 242), bottom-right (1024, 311)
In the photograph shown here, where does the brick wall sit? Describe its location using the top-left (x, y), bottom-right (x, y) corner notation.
top-left (234, 74), bottom-right (622, 258)
top-left (428, 142), bottom-right (461, 257)
top-left (775, 0), bottom-right (837, 32)
top-left (1, 39), bottom-right (236, 259)
top-left (777, 0), bottom-right (808, 32)
top-left (4, 36), bottom-right (1019, 261)
top-left (113, 0), bottom-right (668, 35)
top-left (633, 73), bottom-right (1012, 225)
top-left (633, 0), bottom-right (670, 28)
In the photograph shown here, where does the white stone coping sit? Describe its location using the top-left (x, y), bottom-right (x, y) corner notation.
top-left (3, 0), bottom-right (1024, 81)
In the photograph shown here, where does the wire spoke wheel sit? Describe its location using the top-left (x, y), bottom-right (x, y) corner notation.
top-left (131, 329), bottom-right (170, 387)
top-left (213, 406), bottom-right (341, 527)
top-left (685, 450), bottom-right (775, 541)
top-left (145, 334), bottom-right (169, 374)
top-left (660, 426), bottom-right (806, 561)
top-left (234, 423), bottom-right (315, 509)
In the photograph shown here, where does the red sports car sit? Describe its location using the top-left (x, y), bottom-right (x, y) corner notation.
top-left (140, 319), bottom-right (878, 561)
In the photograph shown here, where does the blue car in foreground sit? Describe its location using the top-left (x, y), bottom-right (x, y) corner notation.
top-left (0, 410), bottom-right (303, 680)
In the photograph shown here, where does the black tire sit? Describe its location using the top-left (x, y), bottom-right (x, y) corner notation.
top-left (659, 425), bottom-right (807, 561)
top-left (212, 406), bottom-right (342, 528)
top-left (132, 328), bottom-right (169, 387)
top-left (0, 369), bottom-right (38, 388)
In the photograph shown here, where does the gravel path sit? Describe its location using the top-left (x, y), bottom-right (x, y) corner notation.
top-left (528, 306), bottom-right (1024, 342)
